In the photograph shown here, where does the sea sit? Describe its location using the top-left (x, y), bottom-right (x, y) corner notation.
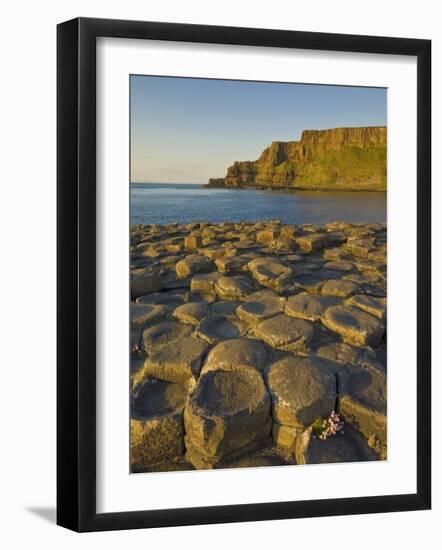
top-left (130, 183), bottom-right (386, 226)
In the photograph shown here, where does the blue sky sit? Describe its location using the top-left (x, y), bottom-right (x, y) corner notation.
top-left (130, 76), bottom-right (386, 184)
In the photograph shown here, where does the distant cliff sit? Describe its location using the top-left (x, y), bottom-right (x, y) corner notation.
top-left (206, 126), bottom-right (387, 191)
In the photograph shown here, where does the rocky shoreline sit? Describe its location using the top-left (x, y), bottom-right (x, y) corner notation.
top-left (205, 126), bottom-right (387, 191)
top-left (130, 219), bottom-right (387, 472)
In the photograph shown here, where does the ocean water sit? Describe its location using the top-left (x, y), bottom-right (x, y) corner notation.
top-left (130, 183), bottom-right (386, 226)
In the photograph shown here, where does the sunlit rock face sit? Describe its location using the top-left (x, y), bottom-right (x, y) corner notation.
top-left (206, 126), bottom-right (387, 191)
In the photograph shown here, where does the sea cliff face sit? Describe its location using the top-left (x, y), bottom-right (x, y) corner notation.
top-left (206, 126), bottom-right (387, 191)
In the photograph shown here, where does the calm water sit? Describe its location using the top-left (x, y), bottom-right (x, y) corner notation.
top-left (130, 183), bottom-right (386, 226)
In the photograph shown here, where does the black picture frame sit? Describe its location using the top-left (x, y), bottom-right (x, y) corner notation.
top-left (57, 17), bottom-right (431, 532)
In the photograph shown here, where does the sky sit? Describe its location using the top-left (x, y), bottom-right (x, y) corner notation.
top-left (130, 75), bottom-right (387, 184)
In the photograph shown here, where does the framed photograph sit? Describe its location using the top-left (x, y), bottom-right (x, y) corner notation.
top-left (57, 17), bottom-right (431, 532)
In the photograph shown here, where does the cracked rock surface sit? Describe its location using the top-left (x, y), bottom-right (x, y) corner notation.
top-left (130, 220), bottom-right (387, 471)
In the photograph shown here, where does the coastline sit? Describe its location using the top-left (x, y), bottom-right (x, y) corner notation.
top-left (130, 219), bottom-right (387, 473)
top-left (203, 183), bottom-right (387, 192)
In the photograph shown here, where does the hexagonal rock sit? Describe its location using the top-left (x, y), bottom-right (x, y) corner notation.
top-left (285, 293), bottom-right (340, 322)
top-left (184, 234), bottom-right (202, 250)
top-left (280, 225), bottom-right (297, 239)
top-left (200, 247), bottom-right (226, 261)
top-left (247, 258), bottom-right (293, 291)
top-left (253, 314), bottom-right (316, 352)
top-left (131, 377), bottom-right (188, 469)
top-left (185, 290), bottom-right (217, 304)
top-left (136, 292), bottom-right (185, 310)
top-left (321, 279), bottom-right (360, 297)
top-left (236, 290), bottom-right (286, 325)
top-left (295, 425), bottom-right (379, 465)
top-left (344, 238), bottom-right (374, 259)
top-left (269, 238), bottom-right (297, 253)
top-left (196, 314), bottom-right (247, 344)
top-left (175, 254), bottom-right (213, 279)
top-left (131, 270), bottom-right (162, 299)
top-left (214, 275), bottom-right (255, 299)
top-left (143, 337), bottom-right (209, 382)
top-left (211, 300), bottom-right (241, 316)
top-left (131, 303), bottom-right (168, 328)
top-left (215, 253), bottom-right (256, 273)
top-left (272, 422), bottom-right (301, 452)
top-left (256, 228), bottom-right (280, 245)
top-left (346, 294), bottom-right (387, 320)
top-left (265, 356), bottom-right (337, 428)
top-left (324, 260), bottom-right (354, 272)
top-left (323, 247), bottom-right (351, 261)
top-left (184, 367), bottom-right (272, 465)
top-left (337, 365), bottom-right (387, 458)
top-left (296, 233), bottom-right (328, 252)
top-left (172, 302), bottom-right (210, 325)
top-left (142, 321), bottom-right (193, 353)
top-left (368, 247), bottom-right (387, 263)
top-left (316, 342), bottom-right (363, 366)
top-left (190, 272), bottom-right (221, 292)
top-left (201, 338), bottom-right (272, 375)
top-left (322, 305), bottom-right (385, 347)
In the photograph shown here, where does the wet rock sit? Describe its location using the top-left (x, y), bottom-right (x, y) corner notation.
top-left (143, 337), bottom-right (209, 382)
top-left (214, 275), bottom-right (255, 299)
top-left (346, 294), bottom-right (387, 320)
top-left (173, 302), bottom-right (210, 325)
top-left (131, 303), bottom-right (168, 328)
top-left (131, 270), bottom-right (162, 299)
top-left (184, 367), bottom-right (271, 467)
top-left (265, 356), bottom-right (337, 428)
top-left (337, 365), bottom-right (387, 458)
top-left (321, 279), bottom-right (360, 297)
top-left (236, 290), bottom-right (286, 325)
top-left (142, 321), bottom-right (193, 352)
top-left (131, 377), bottom-right (188, 469)
top-left (201, 338), bottom-right (272, 374)
top-left (254, 314), bottom-right (315, 352)
top-left (196, 314), bottom-right (248, 344)
top-left (322, 305), bottom-right (384, 347)
top-left (248, 257), bottom-right (293, 291)
top-left (285, 293), bottom-right (340, 322)
top-left (176, 254), bottom-right (213, 278)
